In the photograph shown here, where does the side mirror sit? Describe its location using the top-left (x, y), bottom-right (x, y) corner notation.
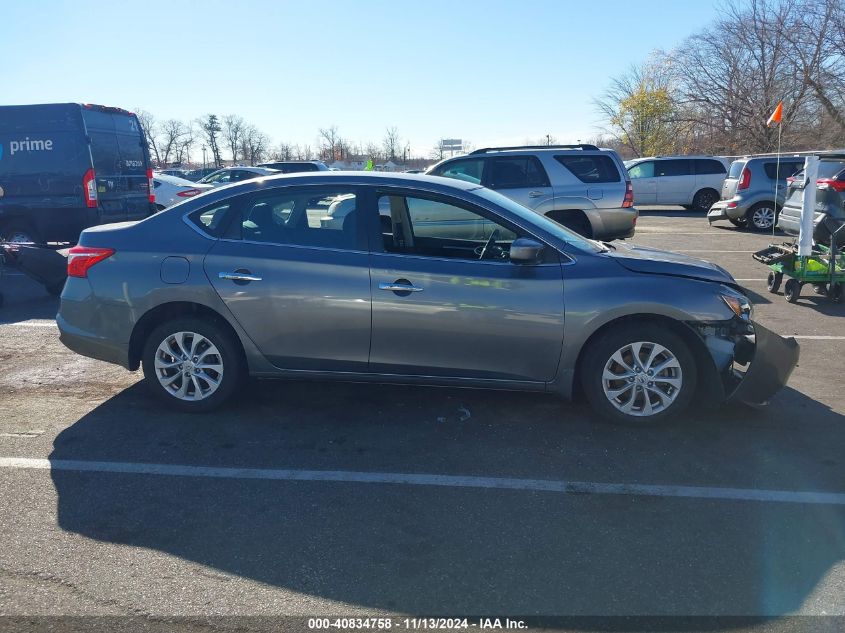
top-left (509, 237), bottom-right (544, 264)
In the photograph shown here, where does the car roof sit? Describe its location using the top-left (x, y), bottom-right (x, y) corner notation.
top-left (154, 172), bottom-right (198, 186)
top-left (192, 171), bottom-right (484, 199)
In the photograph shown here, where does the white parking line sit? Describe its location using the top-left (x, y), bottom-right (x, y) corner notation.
top-left (674, 249), bottom-right (757, 253)
top-left (793, 335), bottom-right (845, 340)
top-left (2, 457), bottom-right (844, 506)
top-left (0, 321), bottom-right (56, 328)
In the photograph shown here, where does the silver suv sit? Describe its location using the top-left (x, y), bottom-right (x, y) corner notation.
top-left (426, 145), bottom-right (636, 240)
top-left (707, 156), bottom-right (805, 231)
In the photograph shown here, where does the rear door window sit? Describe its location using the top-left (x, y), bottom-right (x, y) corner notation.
top-left (694, 159), bottom-right (727, 175)
top-left (655, 159), bottom-right (691, 177)
top-left (487, 156), bottom-right (550, 188)
top-left (555, 155), bottom-right (621, 183)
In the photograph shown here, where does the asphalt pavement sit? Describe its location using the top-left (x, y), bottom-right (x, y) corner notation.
top-left (0, 209), bottom-right (843, 626)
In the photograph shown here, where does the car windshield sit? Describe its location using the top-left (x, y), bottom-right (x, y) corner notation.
top-left (473, 187), bottom-right (603, 252)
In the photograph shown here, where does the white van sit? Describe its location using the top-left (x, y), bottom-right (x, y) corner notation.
top-left (625, 156), bottom-right (729, 211)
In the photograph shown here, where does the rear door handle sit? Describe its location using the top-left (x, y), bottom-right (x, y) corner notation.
top-left (379, 281), bottom-right (424, 293)
top-left (528, 191), bottom-right (544, 198)
top-left (219, 271), bottom-right (262, 282)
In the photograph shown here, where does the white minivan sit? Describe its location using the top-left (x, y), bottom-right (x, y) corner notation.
top-left (625, 156), bottom-right (729, 211)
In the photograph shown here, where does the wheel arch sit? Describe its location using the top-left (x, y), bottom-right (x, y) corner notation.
top-left (545, 208), bottom-right (593, 237)
top-left (570, 313), bottom-right (723, 404)
top-left (128, 301), bottom-right (246, 371)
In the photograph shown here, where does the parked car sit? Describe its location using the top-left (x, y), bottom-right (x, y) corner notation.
top-left (425, 145), bottom-right (637, 240)
top-left (57, 172), bottom-right (798, 423)
top-left (624, 156), bottom-right (729, 211)
top-left (152, 173), bottom-right (213, 209)
top-left (257, 160), bottom-right (328, 173)
top-left (183, 167), bottom-right (219, 182)
top-left (0, 102), bottom-right (155, 243)
top-left (777, 154), bottom-right (845, 241)
top-left (196, 166), bottom-right (279, 187)
top-left (707, 156), bottom-right (806, 231)
top-left (158, 168), bottom-right (193, 179)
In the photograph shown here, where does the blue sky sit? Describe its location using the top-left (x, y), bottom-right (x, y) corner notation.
top-left (2, 0), bottom-right (721, 157)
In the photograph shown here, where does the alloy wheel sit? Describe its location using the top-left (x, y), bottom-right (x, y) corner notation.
top-left (601, 341), bottom-right (683, 417)
top-left (751, 206), bottom-right (776, 230)
top-left (154, 331), bottom-right (224, 401)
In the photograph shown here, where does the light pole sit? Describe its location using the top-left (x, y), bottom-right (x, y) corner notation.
top-left (202, 146), bottom-right (207, 172)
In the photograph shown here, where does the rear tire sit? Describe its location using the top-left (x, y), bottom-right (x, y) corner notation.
top-left (142, 316), bottom-right (244, 412)
top-left (1, 222), bottom-right (41, 244)
top-left (581, 323), bottom-right (697, 425)
top-left (729, 217), bottom-right (748, 228)
top-left (747, 203), bottom-right (778, 231)
top-left (692, 189), bottom-right (719, 212)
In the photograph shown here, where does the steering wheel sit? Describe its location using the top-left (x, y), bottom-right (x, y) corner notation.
top-left (477, 229), bottom-right (501, 260)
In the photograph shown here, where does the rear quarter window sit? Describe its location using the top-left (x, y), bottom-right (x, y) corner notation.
top-left (764, 162), bottom-right (806, 180)
top-left (188, 202), bottom-right (233, 236)
top-left (554, 154), bottom-right (621, 183)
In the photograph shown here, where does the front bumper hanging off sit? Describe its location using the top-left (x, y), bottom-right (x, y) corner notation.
top-left (726, 320), bottom-right (799, 407)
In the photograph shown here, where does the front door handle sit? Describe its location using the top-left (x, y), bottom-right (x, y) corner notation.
top-left (528, 190), bottom-right (544, 198)
top-left (379, 281), bottom-right (424, 293)
top-left (219, 271), bottom-right (262, 282)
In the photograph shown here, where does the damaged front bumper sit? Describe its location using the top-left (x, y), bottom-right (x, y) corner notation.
top-left (694, 319), bottom-right (800, 407)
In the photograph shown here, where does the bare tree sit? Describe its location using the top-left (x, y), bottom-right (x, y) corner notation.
top-left (241, 125), bottom-right (270, 165)
top-left (273, 143), bottom-right (295, 161)
top-left (671, 0), bottom-right (813, 154)
top-left (135, 110), bottom-right (162, 166)
top-left (318, 126), bottom-right (342, 161)
top-left (366, 142), bottom-right (383, 162)
top-left (159, 119), bottom-right (188, 166)
top-left (198, 114), bottom-right (223, 167)
top-left (383, 126), bottom-right (400, 161)
top-left (222, 115), bottom-right (246, 164)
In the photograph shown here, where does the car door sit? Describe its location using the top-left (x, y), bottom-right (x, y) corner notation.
top-left (627, 160), bottom-right (657, 205)
top-left (694, 158), bottom-right (728, 194)
top-left (655, 159), bottom-right (694, 204)
top-left (483, 155), bottom-right (554, 210)
top-left (366, 188), bottom-right (565, 382)
top-left (203, 186), bottom-right (372, 371)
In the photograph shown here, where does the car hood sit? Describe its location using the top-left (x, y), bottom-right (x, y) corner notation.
top-left (605, 241), bottom-right (736, 284)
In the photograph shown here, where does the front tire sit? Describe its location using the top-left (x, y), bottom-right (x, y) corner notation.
top-left (767, 271), bottom-right (782, 294)
top-left (581, 324), bottom-right (697, 424)
top-left (142, 316), bottom-right (243, 412)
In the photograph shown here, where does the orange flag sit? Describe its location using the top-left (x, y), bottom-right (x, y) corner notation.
top-left (766, 101), bottom-right (783, 127)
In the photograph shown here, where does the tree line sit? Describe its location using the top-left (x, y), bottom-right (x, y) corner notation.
top-left (135, 113), bottom-right (444, 168)
top-left (595, 0), bottom-right (845, 158)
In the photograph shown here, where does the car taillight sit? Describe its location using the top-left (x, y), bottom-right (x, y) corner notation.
top-left (82, 168), bottom-right (98, 208)
top-left (816, 178), bottom-right (845, 192)
top-left (738, 167), bottom-right (751, 190)
top-left (146, 168), bottom-right (155, 203)
top-left (786, 176), bottom-right (796, 186)
top-left (67, 246), bottom-right (115, 278)
top-left (622, 181), bottom-right (634, 208)
top-left (176, 189), bottom-right (202, 197)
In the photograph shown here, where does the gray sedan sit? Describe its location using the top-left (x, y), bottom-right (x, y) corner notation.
top-left (58, 173), bottom-right (799, 423)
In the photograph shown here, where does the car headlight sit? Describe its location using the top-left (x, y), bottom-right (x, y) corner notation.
top-left (720, 293), bottom-right (753, 320)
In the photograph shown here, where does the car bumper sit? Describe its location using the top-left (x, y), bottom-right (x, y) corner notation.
top-left (726, 320), bottom-right (799, 406)
top-left (593, 208), bottom-right (638, 240)
top-left (776, 211), bottom-right (801, 236)
top-left (707, 201), bottom-right (746, 223)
